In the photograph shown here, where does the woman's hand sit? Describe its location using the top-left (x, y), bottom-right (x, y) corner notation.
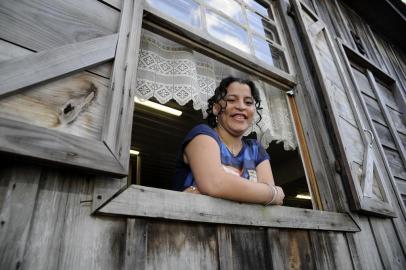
top-left (271, 186), bottom-right (285, 205)
top-left (183, 186), bottom-right (201, 194)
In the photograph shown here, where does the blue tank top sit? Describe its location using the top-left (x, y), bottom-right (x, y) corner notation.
top-left (173, 124), bottom-right (270, 191)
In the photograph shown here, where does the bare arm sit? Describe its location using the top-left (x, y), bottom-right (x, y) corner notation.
top-left (256, 160), bottom-right (285, 205)
top-left (184, 135), bottom-right (273, 204)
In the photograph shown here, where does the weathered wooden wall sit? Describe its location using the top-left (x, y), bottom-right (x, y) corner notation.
top-left (0, 0), bottom-right (405, 269)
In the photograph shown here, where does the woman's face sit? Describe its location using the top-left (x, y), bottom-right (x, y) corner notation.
top-left (216, 82), bottom-right (255, 137)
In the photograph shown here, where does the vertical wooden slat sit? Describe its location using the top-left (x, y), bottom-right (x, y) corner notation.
top-left (145, 221), bottom-right (218, 270)
top-left (21, 168), bottom-right (127, 270)
top-left (0, 163), bottom-right (41, 270)
top-left (369, 217), bottom-right (406, 270)
top-left (123, 218), bottom-right (147, 270)
top-left (267, 228), bottom-right (315, 270)
top-left (309, 231), bottom-right (354, 270)
top-left (218, 225), bottom-right (271, 270)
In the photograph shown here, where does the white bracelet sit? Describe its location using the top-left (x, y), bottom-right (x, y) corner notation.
top-left (264, 184), bottom-right (277, 206)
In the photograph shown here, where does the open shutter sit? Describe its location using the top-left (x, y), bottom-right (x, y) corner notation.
top-left (0, 0), bottom-right (142, 177)
top-left (291, 0), bottom-right (395, 217)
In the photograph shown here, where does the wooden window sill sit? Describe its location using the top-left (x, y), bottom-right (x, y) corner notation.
top-left (96, 185), bottom-right (360, 232)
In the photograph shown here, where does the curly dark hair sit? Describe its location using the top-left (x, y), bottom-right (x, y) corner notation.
top-left (206, 76), bottom-right (262, 128)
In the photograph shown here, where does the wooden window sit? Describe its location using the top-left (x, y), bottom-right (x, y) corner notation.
top-left (127, 30), bottom-right (313, 209)
top-left (93, 0), bottom-right (359, 232)
top-left (293, 0), bottom-right (398, 217)
top-left (144, 0), bottom-right (292, 75)
top-left (348, 60), bottom-right (406, 208)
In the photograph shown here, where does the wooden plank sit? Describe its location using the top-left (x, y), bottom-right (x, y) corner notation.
top-left (369, 217), bottom-right (406, 270)
top-left (217, 226), bottom-right (271, 270)
top-left (309, 231), bottom-right (354, 270)
top-left (0, 39), bottom-right (113, 79)
top-left (0, 72), bottom-right (110, 141)
top-left (98, 185), bottom-right (360, 232)
top-left (267, 228), bottom-right (315, 270)
top-left (362, 93), bottom-right (386, 125)
top-left (0, 0), bottom-right (119, 51)
top-left (395, 178), bottom-right (406, 195)
top-left (0, 40), bottom-right (32, 62)
top-left (383, 147), bottom-right (406, 180)
top-left (351, 65), bottom-right (375, 97)
top-left (388, 108), bottom-right (406, 134)
top-left (345, 216), bottom-right (384, 270)
top-left (373, 121), bottom-right (397, 150)
top-left (145, 221), bottom-right (218, 270)
top-left (0, 34), bottom-right (118, 97)
top-left (0, 164), bottom-right (41, 270)
top-left (20, 167), bottom-right (127, 270)
top-left (0, 117), bottom-right (126, 177)
top-left (123, 218), bottom-right (147, 270)
top-left (102, 0), bottom-right (142, 163)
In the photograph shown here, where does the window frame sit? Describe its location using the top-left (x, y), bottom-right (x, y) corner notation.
top-left (143, 0), bottom-right (295, 88)
top-left (92, 0), bottom-right (360, 232)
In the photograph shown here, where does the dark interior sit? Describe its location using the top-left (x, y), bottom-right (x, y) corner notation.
top-left (129, 99), bottom-right (312, 209)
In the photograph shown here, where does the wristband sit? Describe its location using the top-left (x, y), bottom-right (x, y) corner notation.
top-left (264, 184), bottom-right (277, 206)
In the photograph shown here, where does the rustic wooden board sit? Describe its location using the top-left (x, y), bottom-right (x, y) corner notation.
top-left (0, 117), bottom-right (125, 177)
top-left (351, 66), bottom-right (375, 97)
top-left (20, 167), bottom-right (127, 270)
top-left (123, 218), bottom-right (147, 270)
top-left (373, 122), bottom-right (397, 150)
top-left (383, 147), bottom-right (406, 180)
top-left (0, 33), bottom-right (118, 97)
top-left (98, 185), bottom-right (360, 231)
top-left (0, 72), bottom-right (110, 140)
top-left (0, 40), bottom-right (32, 62)
top-left (309, 231), bottom-right (354, 270)
top-left (267, 228), bottom-right (315, 270)
top-left (0, 163), bottom-right (41, 270)
top-left (388, 108), bottom-right (406, 134)
top-left (362, 93), bottom-right (386, 125)
top-left (0, 0), bottom-right (119, 51)
top-left (145, 221), bottom-right (218, 270)
top-left (217, 225), bottom-right (271, 270)
top-left (0, 34), bottom-right (113, 80)
top-left (345, 216), bottom-right (384, 270)
top-left (369, 217), bottom-right (406, 270)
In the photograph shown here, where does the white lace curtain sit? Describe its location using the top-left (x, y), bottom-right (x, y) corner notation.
top-left (135, 30), bottom-right (297, 150)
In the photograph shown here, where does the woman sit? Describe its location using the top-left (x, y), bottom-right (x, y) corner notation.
top-left (173, 76), bottom-right (285, 205)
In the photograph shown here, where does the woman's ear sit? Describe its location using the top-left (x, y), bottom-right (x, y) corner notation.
top-left (213, 103), bottom-right (221, 116)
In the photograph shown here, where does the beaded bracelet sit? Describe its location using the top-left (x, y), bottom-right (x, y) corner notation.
top-left (264, 184), bottom-right (278, 206)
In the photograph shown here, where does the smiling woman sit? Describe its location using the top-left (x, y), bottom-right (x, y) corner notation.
top-left (173, 77), bottom-right (285, 205)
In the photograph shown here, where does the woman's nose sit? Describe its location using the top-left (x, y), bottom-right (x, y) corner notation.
top-left (235, 99), bottom-right (246, 110)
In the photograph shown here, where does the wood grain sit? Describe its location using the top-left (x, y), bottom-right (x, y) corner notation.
top-left (145, 221), bottom-right (218, 270)
top-left (123, 218), bottom-right (147, 270)
top-left (0, 164), bottom-right (41, 270)
top-left (0, 117), bottom-right (126, 177)
top-left (0, 34), bottom-right (118, 97)
top-left (20, 167), bottom-right (127, 270)
top-left (0, 72), bottom-right (110, 140)
top-left (267, 228), bottom-right (315, 270)
top-left (98, 185), bottom-right (360, 231)
top-left (0, 0), bottom-right (119, 51)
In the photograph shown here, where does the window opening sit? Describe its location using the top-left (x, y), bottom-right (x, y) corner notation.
top-left (129, 30), bottom-right (313, 209)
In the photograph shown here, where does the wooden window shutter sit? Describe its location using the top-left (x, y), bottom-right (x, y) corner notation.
top-left (291, 0), bottom-right (396, 217)
top-left (0, 0), bottom-right (143, 177)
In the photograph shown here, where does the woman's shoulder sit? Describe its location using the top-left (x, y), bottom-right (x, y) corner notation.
top-left (185, 124), bottom-right (221, 144)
